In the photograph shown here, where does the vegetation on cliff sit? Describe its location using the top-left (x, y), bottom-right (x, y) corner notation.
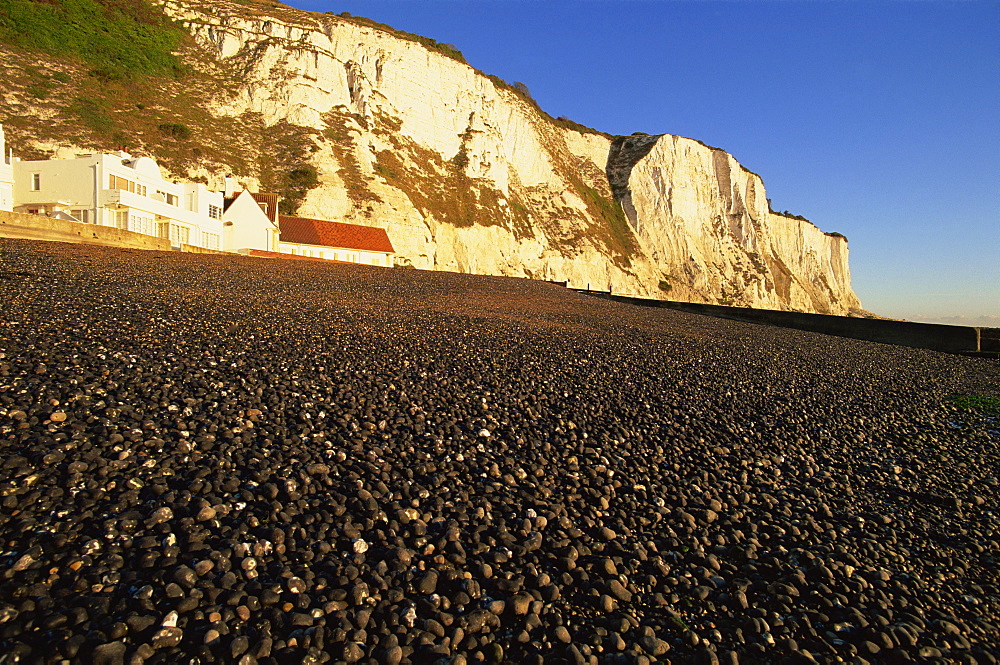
top-left (372, 127), bottom-right (534, 237)
top-left (0, 0), bottom-right (185, 80)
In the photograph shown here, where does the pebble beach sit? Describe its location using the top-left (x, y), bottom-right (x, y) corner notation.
top-left (1, 239), bottom-right (998, 664)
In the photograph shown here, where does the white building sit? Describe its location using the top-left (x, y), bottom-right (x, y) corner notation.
top-left (0, 124), bottom-right (13, 212)
top-left (278, 215), bottom-right (394, 267)
top-left (13, 151), bottom-right (224, 250)
top-left (222, 189), bottom-right (280, 253)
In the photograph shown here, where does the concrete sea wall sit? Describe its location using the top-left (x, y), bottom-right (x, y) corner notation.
top-left (580, 290), bottom-right (996, 356)
top-left (0, 210), bottom-right (226, 254)
top-left (0, 210), bottom-right (171, 250)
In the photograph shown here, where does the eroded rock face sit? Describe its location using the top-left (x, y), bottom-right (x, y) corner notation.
top-left (159, 0), bottom-right (861, 313)
top-left (620, 135), bottom-right (861, 313)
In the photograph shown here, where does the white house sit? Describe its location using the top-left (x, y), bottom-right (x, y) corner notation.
top-left (221, 189), bottom-right (280, 253)
top-left (0, 124), bottom-right (13, 212)
top-left (13, 151), bottom-right (224, 250)
top-left (278, 215), bottom-right (395, 267)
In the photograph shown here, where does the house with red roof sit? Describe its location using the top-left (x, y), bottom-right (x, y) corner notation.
top-left (221, 189), bottom-right (279, 252)
top-left (278, 215), bottom-right (395, 267)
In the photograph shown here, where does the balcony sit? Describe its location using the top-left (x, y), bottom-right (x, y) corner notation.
top-left (101, 189), bottom-right (208, 228)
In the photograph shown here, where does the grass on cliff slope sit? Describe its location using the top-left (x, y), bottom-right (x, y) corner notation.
top-left (0, 0), bottom-right (185, 80)
top-left (372, 134), bottom-right (533, 237)
top-left (567, 174), bottom-right (638, 268)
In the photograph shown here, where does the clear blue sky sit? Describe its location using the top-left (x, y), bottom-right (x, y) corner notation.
top-left (289, 0), bottom-right (999, 326)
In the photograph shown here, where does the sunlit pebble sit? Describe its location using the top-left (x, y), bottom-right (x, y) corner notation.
top-left (0, 240), bottom-right (998, 664)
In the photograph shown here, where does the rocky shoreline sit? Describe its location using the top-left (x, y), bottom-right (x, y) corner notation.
top-left (1, 240), bottom-right (997, 664)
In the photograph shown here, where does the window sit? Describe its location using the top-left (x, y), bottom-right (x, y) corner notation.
top-left (71, 209), bottom-right (91, 224)
top-left (116, 211), bottom-right (129, 230)
top-left (169, 224), bottom-right (190, 246)
top-left (30, 173), bottom-right (40, 191)
top-left (208, 204), bottom-right (222, 220)
top-left (129, 215), bottom-right (155, 236)
top-left (202, 233), bottom-right (220, 251)
top-left (109, 175), bottom-right (137, 193)
top-left (258, 202), bottom-right (269, 215)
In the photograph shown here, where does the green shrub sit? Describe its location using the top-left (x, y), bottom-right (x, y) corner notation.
top-left (287, 166), bottom-right (319, 189)
top-left (158, 123), bottom-right (192, 140)
top-left (776, 209), bottom-right (809, 222)
top-left (277, 165), bottom-right (321, 214)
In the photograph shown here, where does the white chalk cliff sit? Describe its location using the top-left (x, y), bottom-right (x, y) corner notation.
top-left (161, 0), bottom-right (862, 314)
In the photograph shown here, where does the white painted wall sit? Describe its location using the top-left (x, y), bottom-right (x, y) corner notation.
top-left (0, 124), bottom-right (15, 212)
top-left (12, 152), bottom-right (224, 249)
top-left (278, 240), bottom-right (393, 267)
top-left (222, 190), bottom-right (278, 252)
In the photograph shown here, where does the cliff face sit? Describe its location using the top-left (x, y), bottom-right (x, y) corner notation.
top-left (614, 135), bottom-right (860, 312)
top-left (13, 0), bottom-right (864, 313)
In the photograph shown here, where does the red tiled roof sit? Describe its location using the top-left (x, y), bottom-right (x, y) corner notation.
top-left (251, 193), bottom-right (279, 223)
top-left (279, 216), bottom-right (394, 254)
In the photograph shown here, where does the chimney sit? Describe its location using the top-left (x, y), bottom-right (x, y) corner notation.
top-left (224, 175), bottom-right (239, 198)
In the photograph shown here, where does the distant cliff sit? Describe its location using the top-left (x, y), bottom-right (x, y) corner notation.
top-left (0, 0), bottom-right (863, 314)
